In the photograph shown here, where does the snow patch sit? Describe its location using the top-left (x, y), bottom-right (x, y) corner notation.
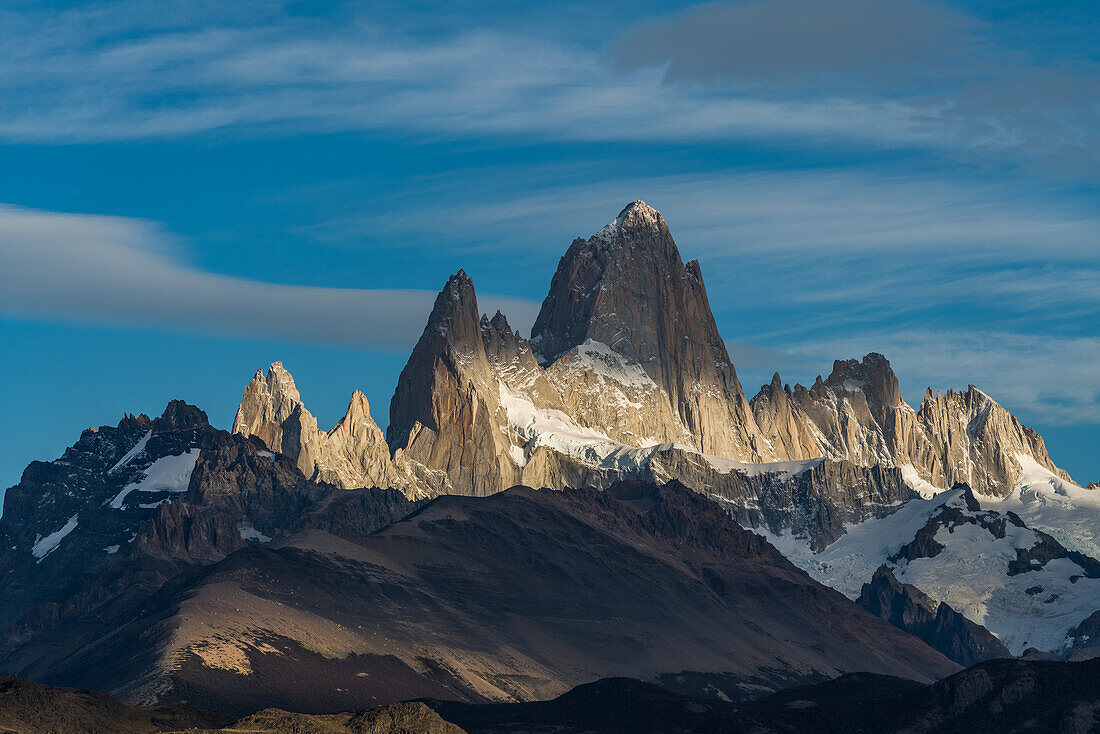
top-left (108, 449), bottom-right (200, 510)
top-left (498, 382), bottom-right (625, 465)
top-left (572, 340), bottom-right (657, 390)
top-left (32, 515), bottom-right (79, 561)
top-left (766, 476), bottom-right (1100, 655)
top-left (897, 518), bottom-right (1100, 655)
top-left (508, 444), bottom-right (527, 467)
top-left (899, 463), bottom-right (942, 499)
top-left (107, 431), bottom-right (151, 474)
top-left (498, 380), bottom-right (822, 480)
top-left (238, 521), bottom-right (272, 544)
top-left (103, 545), bottom-right (120, 554)
top-left (760, 489), bottom-right (963, 598)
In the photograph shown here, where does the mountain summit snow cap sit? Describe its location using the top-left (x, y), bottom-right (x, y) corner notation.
top-left (593, 200), bottom-right (666, 243)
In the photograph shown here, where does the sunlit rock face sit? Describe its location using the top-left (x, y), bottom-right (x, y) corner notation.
top-left (233, 362), bottom-right (405, 495)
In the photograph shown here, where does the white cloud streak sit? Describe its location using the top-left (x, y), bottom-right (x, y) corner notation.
top-left (333, 167), bottom-right (1100, 259)
top-left (315, 165), bottom-right (1100, 331)
top-left (0, 1), bottom-right (1094, 173)
top-left (0, 204), bottom-right (539, 351)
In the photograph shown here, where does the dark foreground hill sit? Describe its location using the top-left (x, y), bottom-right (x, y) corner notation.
top-left (430, 658), bottom-right (1100, 734)
top-left (4, 658), bottom-right (1100, 733)
top-left (0, 675), bottom-right (228, 734)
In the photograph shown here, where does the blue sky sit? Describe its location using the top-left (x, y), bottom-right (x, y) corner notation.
top-left (1, 0), bottom-right (1098, 494)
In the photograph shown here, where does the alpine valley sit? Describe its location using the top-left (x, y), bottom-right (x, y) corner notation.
top-left (3, 203), bottom-right (1099, 732)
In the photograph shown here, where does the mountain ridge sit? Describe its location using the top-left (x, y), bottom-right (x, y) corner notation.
top-left (231, 202), bottom-right (1073, 544)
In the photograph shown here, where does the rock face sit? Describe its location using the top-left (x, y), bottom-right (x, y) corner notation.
top-left (782, 354), bottom-right (919, 469)
top-left (232, 363), bottom-right (403, 494)
top-left (649, 452), bottom-right (917, 551)
top-left (749, 374), bottom-right (822, 461)
top-left (387, 271), bottom-right (524, 497)
top-left (912, 385), bottom-right (1070, 496)
top-left (857, 566), bottom-right (1011, 666)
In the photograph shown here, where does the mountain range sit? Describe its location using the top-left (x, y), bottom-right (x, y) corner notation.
top-left (1, 201), bottom-right (1096, 725)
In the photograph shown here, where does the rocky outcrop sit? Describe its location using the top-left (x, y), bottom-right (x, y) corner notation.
top-left (232, 703), bottom-right (467, 734)
top-left (232, 362), bottom-right (405, 494)
top-left (857, 566), bottom-right (1011, 666)
top-left (784, 353), bottom-right (921, 469)
top-left (749, 374), bottom-right (821, 461)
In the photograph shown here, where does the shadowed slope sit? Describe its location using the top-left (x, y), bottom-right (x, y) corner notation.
top-left (20, 481), bottom-right (956, 715)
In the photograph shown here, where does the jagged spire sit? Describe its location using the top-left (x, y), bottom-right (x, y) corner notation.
top-left (389, 270), bottom-right (490, 446)
top-left (421, 270), bottom-right (483, 352)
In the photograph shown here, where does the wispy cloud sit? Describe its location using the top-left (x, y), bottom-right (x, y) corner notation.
top-left (336, 166), bottom-right (1100, 258)
top-left (609, 0), bottom-right (1100, 174)
top-left (0, 204), bottom-right (538, 351)
top-left (0, 1), bottom-right (1095, 174)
